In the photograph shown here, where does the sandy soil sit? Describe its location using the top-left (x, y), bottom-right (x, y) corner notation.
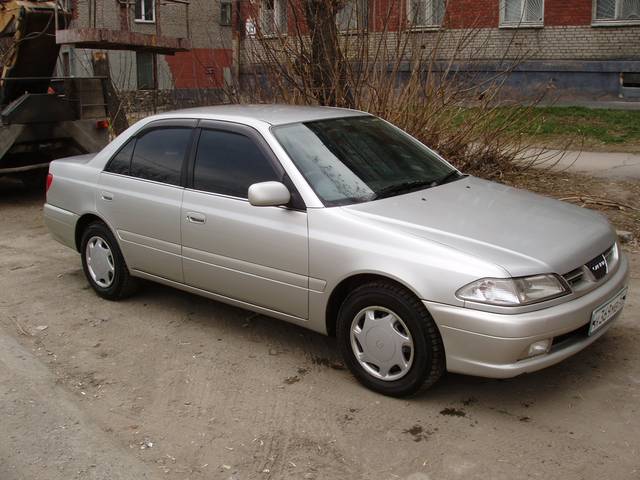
top-left (1, 181), bottom-right (639, 480)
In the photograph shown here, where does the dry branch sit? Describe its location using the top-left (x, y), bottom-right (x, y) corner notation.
top-left (559, 196), bottom-right (639, 211)
top-left (223, 2), bottom-right (569, 179)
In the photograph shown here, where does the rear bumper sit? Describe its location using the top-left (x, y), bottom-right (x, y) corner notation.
top-left (43, 203), bottom-right (78, 250)
top-left (426, 253), bottom-right (630, 378)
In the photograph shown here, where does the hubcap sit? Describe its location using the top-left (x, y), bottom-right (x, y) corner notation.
top-left (85, 236), bottom-right (115, 288)
top-left (350, 306), bottom-right (414, 381)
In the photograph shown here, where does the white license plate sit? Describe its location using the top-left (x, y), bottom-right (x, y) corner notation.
top-left (589, 287), bottom-right (628, 336)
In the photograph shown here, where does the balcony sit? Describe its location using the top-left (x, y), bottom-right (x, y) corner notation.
top-left (55, 0), bottom-right (191, 54)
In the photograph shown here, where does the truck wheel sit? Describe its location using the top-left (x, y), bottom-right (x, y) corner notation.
top-left (80, 222), bottom-right (138, 300)
top-left (336, 281), bottom-right (445, 397)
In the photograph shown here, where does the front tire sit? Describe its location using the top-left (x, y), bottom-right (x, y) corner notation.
top-left (337, 281), bottom-right (445, 397)
top-left (80, 222), bottom-right (138, 300)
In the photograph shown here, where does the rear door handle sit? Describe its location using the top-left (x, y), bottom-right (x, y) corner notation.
top-left (101, 191), bottom-right (113, 201)
top-left (186, 212), bottom-right (206, 224)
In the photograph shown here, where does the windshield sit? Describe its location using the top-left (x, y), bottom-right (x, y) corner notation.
top-left (272, 116), bottom-right (459, 206)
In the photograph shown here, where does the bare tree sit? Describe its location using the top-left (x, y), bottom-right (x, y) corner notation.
top-left (230, 0), bottom-right (567, 179)
top-left (92, 51), bottom-right (129, 135)
top-left (299, 0), bottom-right (353, 107)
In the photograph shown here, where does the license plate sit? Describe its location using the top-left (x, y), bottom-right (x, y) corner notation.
top-left (589, 287), bottom-right (628, 336)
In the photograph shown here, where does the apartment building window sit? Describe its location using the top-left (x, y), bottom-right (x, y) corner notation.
top-left (260, 0), bottom-right (287, 36)
top-left (623, 72), bottom-right (640, 88)
top-left (500, 0), bottom-right (544, 27)
top-left (337, 0), bottom-right (368, 32)
top-left (594, 0), bottom-right (640, 24)
top-left (220, 0), bottom-right (232, 26)
top-left (137, 52), bottom-right (155, 90)
top-left (407, 0), bottom-right (446, 28)
top-left (135, 0), bottom-right (155, 22)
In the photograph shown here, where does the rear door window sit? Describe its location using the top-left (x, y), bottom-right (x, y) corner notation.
top-left (105, 139), bottom-right (135, 175)
top-left (129, 128), bottom-right (192, 186)
top-left (193, 129), bottom-right (280, 198)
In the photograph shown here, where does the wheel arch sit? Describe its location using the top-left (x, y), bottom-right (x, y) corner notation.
top-left (324, 272), bottom-right (426, 338)
top-left (74, 212), bottom-right (116, 252)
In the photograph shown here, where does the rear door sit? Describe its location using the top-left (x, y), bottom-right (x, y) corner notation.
top-left (181, 121), bottom-right (309, 319)
top-left (98, 119), bottom-right (196, 282)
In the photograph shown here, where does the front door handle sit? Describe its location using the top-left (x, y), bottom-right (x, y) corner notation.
top-left (186, 212), bottom-right (206, 224)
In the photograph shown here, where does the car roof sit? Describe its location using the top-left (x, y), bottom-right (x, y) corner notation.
top-left (154, 104), bottom-right (369, 126)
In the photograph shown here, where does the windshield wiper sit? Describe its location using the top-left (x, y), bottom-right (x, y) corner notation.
top-left (373, 170), bottom-right (466, 200)
top-left (432, 169), bottom-right (465, 186)
top-left (373, 179), bottom-right (436, 199)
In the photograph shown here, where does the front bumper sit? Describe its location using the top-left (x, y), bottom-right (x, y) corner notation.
top-left (425, 253), bottom-right (630, 379)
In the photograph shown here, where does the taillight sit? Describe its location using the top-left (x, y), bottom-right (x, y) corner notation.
top-left (46, 172), bottom-right (53, 193)
top-left (96, 119), bottom-right (109, 129)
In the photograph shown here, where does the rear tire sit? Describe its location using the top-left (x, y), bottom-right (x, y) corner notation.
top-left (336, 281), bottom-right (445, 397)
top-left (80, 222), bottom-right (138, 300)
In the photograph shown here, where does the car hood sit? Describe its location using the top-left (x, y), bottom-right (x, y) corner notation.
top-left (342, 176), bottom-right (616, 277)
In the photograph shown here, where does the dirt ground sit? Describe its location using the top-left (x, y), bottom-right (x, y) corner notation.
top-left (1, 180), bottom-right (639, 480)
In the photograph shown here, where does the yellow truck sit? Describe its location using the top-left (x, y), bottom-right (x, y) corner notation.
top-left (0, 0), bottom-right (109, 186)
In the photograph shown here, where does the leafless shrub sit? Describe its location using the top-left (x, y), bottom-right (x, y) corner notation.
top-left (223, 0), bottom-right (568, 180)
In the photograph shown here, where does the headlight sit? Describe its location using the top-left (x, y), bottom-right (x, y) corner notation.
top-left (456, 274), bottom-right (569, 306)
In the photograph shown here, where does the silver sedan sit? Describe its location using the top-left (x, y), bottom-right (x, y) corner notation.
top-left (44, 105), bottom-right (629, 396)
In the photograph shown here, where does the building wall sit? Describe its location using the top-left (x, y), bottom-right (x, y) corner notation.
top-left (236, 0), bottom-right (640, 100)
top-left (238, 24), bottom-right (640, 73)
top-left (59, 0), bottom-right (640, 100)
top-left (359, 25), bottom-right (640, 61)
top-left (62, 0), bottom-right (233, 95)
top-left (444, 0), bottom-right (594, 28)
top-left (443, 0), bottom-right (500, 28)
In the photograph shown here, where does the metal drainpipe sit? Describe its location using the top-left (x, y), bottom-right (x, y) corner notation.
top-left (153, 52), bottom-right (158, 113)
top-left (234, 0), bottom-right (241, 90)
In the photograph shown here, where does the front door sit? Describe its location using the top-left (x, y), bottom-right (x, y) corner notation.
top-left (181, 122), bottom-right (309, 319)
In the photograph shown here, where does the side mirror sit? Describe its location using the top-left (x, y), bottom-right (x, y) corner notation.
top-left (248, 181), bottom-right (291, 207)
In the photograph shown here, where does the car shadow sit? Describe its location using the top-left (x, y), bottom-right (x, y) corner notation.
top-left (133, 279), bottom-right (343, 358)
top-left (0, 178), bottom-right (44, 205)
top-left (132, 279), bottom-right (630, 411)
top-left (411, 326), bottom-right (633, 420)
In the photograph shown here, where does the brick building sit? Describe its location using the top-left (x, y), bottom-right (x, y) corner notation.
top-left (57, 0), bottom-right (234, 100)
top-left (58, 0), bottom-right (640, 101)
top-left (236, 0), bottom-right (640, 100)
